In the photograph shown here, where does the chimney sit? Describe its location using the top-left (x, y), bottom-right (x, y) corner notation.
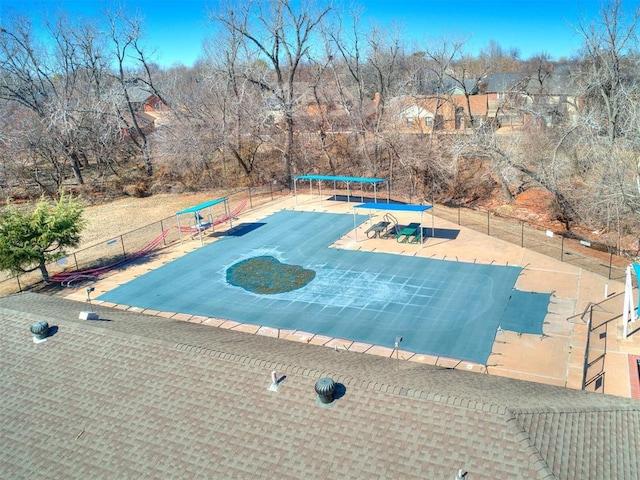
top-left (374, 92), bottom-right (381, 107)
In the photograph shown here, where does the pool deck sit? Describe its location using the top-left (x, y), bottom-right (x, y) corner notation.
top-left (59, 194), bottom-right (640, 398)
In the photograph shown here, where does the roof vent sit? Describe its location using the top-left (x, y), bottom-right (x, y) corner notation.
top-left (30, 321), bottom-right (49, 343)
top-left (315, 377), bottom-right (336, 405)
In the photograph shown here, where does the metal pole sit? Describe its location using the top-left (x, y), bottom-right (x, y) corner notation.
top-left (608, 250), bottom-right (613, 280)
top-left (521, 221), bottom-right (524, 248)
top-left (73, 252), bottom-right (79, 270)
top-left (561, 235), bottom-right (564, 261)
top-left (248, 187), bottom-right (253, 209)
top-left (16, 274), bottom-right (22, 293)
top-left (121, 235), bottom-right (127, 259)
top-left (160, 220), bottom-right (167, 246)
top-left (581, 305), bottom-right (593, 390)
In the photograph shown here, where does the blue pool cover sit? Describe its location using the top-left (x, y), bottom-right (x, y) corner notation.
top-left (98, 210), bottom-right (549, 364)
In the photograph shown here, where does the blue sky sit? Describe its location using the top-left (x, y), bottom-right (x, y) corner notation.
top-left (2, 0), bottom-right (606, 67)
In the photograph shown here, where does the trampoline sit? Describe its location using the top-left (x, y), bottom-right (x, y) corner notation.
top-left (98, 210), bottom-right (550, 365)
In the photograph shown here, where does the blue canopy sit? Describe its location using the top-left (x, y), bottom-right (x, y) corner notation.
top-left (294, 174), bottom-right (389, 205)
top-left (176, 197), bottom-right (227, 215)
top-left (295, 174), bottom-right (386, 184)
top-left (354, 202), bottom-right (432, 212)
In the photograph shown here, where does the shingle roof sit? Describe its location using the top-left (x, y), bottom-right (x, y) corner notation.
top-left (3, 292), bottom-right (639, 479)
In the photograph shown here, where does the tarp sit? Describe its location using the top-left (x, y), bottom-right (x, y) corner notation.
top-left (499, 290), bottom-right (551, 335)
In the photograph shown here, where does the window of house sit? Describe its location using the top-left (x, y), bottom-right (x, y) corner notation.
top-left (406, 117), bottom-right (414, 125)
top-left (425, 117), bottom-right (433, 126)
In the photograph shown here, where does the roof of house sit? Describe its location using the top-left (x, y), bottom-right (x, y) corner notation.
top-left (3, 292), bottom-right (640, 479)
top-left (126, 84), bottom-right (158, 104)
top-left (480, 69), bottom-right (576, 96)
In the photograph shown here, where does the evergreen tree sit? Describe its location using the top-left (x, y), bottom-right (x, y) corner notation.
top-left (0, 194), bottom-right (85, 283)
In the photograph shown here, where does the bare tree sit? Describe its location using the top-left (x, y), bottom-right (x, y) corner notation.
top-left (212, 0), bottom-right (331, 188)
top-left (576, 0), bottom-right (640, 143)
top-left (106, 9), bottom-right (164, 177)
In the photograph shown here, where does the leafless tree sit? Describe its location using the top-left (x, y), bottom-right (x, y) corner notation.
top-left (106, 8), bottom-right (165, 177)
top-left (212, 0), bottom-right (331, 189)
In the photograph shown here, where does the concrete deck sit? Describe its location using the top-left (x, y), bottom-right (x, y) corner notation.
top-left (58, 194), bottom-right (640, 397)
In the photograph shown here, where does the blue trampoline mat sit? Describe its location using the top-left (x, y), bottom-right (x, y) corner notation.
top-left (99, 210), bottom-right (549, 364)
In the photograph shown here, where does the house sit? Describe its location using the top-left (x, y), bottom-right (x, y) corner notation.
top-left (126, 83), bottom-right (168, 113)
top-left (4, 292), bottom-right (639, 479)
top-left (122, 82), bottom-right (170, 130)
top-left (479, 73), bottom-right (529, 127)
top-left (389, 94), bottom-right (489, 133)
top-left (478, 69), bottom-right (578, 129)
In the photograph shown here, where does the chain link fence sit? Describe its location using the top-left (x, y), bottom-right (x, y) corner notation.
top-left (0, 185), bottom-right (631, 295)
top-left (432, 203), bottom-right (627, 281)
top-left (0, 185), bottom-right (287, 295)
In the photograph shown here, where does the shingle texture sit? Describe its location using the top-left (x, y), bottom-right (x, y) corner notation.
top-left (2, 292), bottom-right (639, 480)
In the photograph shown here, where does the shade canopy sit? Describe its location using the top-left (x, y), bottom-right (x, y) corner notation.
top-left (176, 197), bottom-right (227, 215)
top-left (353, 202), bottom-right (432, 213)
top-left (295, 174), bottom-right (386, 183)
top-left (352, 202), bottom-right (434, 245)
top-left (293, 175), bottom-right (389, 205)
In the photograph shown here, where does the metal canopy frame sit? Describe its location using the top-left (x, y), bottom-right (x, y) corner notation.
top-left (294, 175), bottom-right (389, 206)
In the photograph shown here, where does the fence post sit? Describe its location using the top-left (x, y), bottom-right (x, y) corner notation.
top-left (248, 187), bottom-right (253, 209)
top-left (121, 235), bottom-right (127, 259)
top-left (457, 204), bottom-right (461, 225)
top-left (160, 220), bottom-right (167, 246)
top-left (270, 182), bottom-right (274, 201)
top-left (16, 274), bottom-right (22, 293)
top-left (560, 235), bottom-right (564, 261)
top-left (521, 221), bottom-right (524, 247)
top-left (73, 252), bottom-right (79, 270)
top-left (487, 211), bottom-right (490, 235)
top-left (608, 249), bottom-right (613, 280)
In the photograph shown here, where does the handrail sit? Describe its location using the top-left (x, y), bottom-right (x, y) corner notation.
top-left (566, 301), bottom-right (610, 324)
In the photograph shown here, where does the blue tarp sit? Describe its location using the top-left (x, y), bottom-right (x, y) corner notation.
top-left (499, 290), bottom-right (551, 335)
top-left (99, 210), bottom-right (544, 365)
